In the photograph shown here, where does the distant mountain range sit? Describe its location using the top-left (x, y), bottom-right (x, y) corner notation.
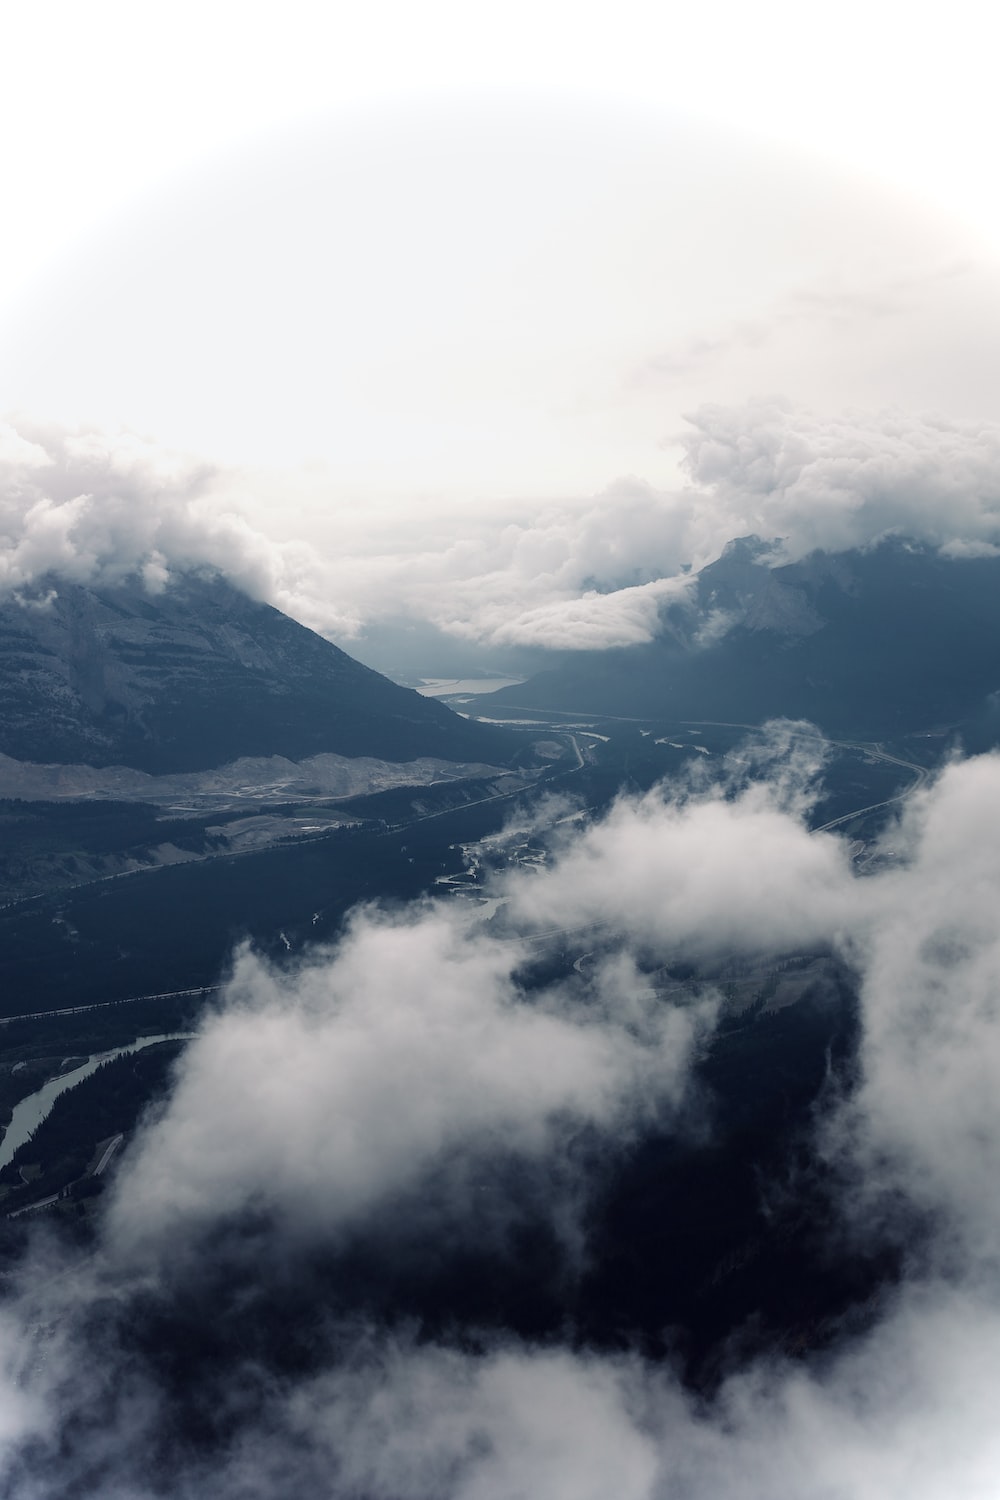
top-left (491, 538), bottom-right (1000, 738)
top-left (0, 573), bottom-right (516, 774)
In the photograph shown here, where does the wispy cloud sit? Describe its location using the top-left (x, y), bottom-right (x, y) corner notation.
top-left (634, 260), bottom-right (975, 385)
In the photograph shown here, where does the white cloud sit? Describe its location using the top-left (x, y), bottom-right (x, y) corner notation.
top-left (504, 733), bottom-right (854, 960)
top-left (105, 723), bottom-right (835, 1258)
top-left (481, 577), bottom-right (691, 652)
top-left (832, 755), bottom-right (1000, 1268)
top-left (0, 421), bottom-right (698, 648)
top-left (679, 398), bottom-right (1000, 565)
top-left (108, 902), bottom-right (715, 1260)
top-left (8, 744), bottom-right (1000, 1493)
top-left (212, 1296), bottom-right (1000, 1500)
top-left (0, 421), bottom-right (272, 604)
top-left (7, 402), bottom-right (1000, 655)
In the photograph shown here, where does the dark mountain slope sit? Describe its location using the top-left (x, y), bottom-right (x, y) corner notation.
top-left (0, 573), bottom-right (515, 773)
top-left (493, 539), bottom-right (1000, 735)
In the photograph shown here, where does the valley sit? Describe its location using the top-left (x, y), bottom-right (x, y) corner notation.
top-left (0, 560), bottom-right (983, 1447)
top-left (0, 680), bottom-right (933, 1251)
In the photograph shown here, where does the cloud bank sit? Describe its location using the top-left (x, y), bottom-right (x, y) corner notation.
top-left (5, 402), bottom-right (1000, 653)
top-left (680, 398), bottom-right (1000, 565)
top-left (109, 904), bottom-right (715, 1261)
top-left (3, 734), bottom-right (1000, 1494)
top-left (0, 418), bottom-right (309, 617)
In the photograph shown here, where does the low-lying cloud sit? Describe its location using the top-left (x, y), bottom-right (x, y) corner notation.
top-left (109, 905), bottom-right (715, 1261)
top-left (5, 402), bottom-right (1000, 653)
top-left (505, 766), bottom-right (854, 962)
top-left (4, 735), bottom-right (1000, 1493)
top-left (182, 1296), bottom-right (1000, 1500)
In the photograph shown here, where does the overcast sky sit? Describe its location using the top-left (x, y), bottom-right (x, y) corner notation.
top-left (3, 3), bottom-right (999, 493)
top-left (2, 2), bottom-right (999, 656)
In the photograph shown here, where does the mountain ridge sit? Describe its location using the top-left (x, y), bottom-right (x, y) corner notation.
top-left (490, 538), bottom-right (1000, 736)
top-left (0, 572), bottom-right (517, 774)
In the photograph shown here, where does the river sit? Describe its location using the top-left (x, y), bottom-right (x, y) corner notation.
top-left (0, 1033), bottom-right (191, 1170)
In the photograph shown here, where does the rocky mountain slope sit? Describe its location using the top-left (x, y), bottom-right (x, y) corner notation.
top-left (491, 537), bottom-right (1000, 736)
top-left (0, 572), bottom-right (516, 774)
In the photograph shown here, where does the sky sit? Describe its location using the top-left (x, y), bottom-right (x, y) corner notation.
top-left (2, 2), bottom-right (1000, 663)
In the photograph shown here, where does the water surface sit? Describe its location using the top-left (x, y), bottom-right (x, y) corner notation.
top-left (0, 1033), bottom-right (190, 1169)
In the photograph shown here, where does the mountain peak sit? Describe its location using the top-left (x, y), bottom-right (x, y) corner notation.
top-left (698, 538), bottom-right (823, 638)
top-left (719, 534), bottom-right (775, 562)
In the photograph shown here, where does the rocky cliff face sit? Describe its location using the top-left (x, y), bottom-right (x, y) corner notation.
top-left (694, 537), bottom-right (827, 638)
top-left (0, 573), bottom-right (516, 773)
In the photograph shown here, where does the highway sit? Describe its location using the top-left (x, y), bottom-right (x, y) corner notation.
top-left (676, 720), bottom-right (931, 834)
top-left (93, 1133), bottom-right (124, 1176)
top-left (1, 725), bottom-right (917, 1030)
top-left (0, 985), bottom-right (220, 1027)
top-left (811, 746), bottom-right (929, 833)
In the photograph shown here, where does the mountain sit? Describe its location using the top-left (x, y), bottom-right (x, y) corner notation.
top-left (490, 538), bottom-right (1000, 736)
top-left (0, 572), bottom-right (517, 774)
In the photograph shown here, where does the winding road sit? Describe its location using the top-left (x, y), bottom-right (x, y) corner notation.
top-left (676, 720), bottom-right (931, 834)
